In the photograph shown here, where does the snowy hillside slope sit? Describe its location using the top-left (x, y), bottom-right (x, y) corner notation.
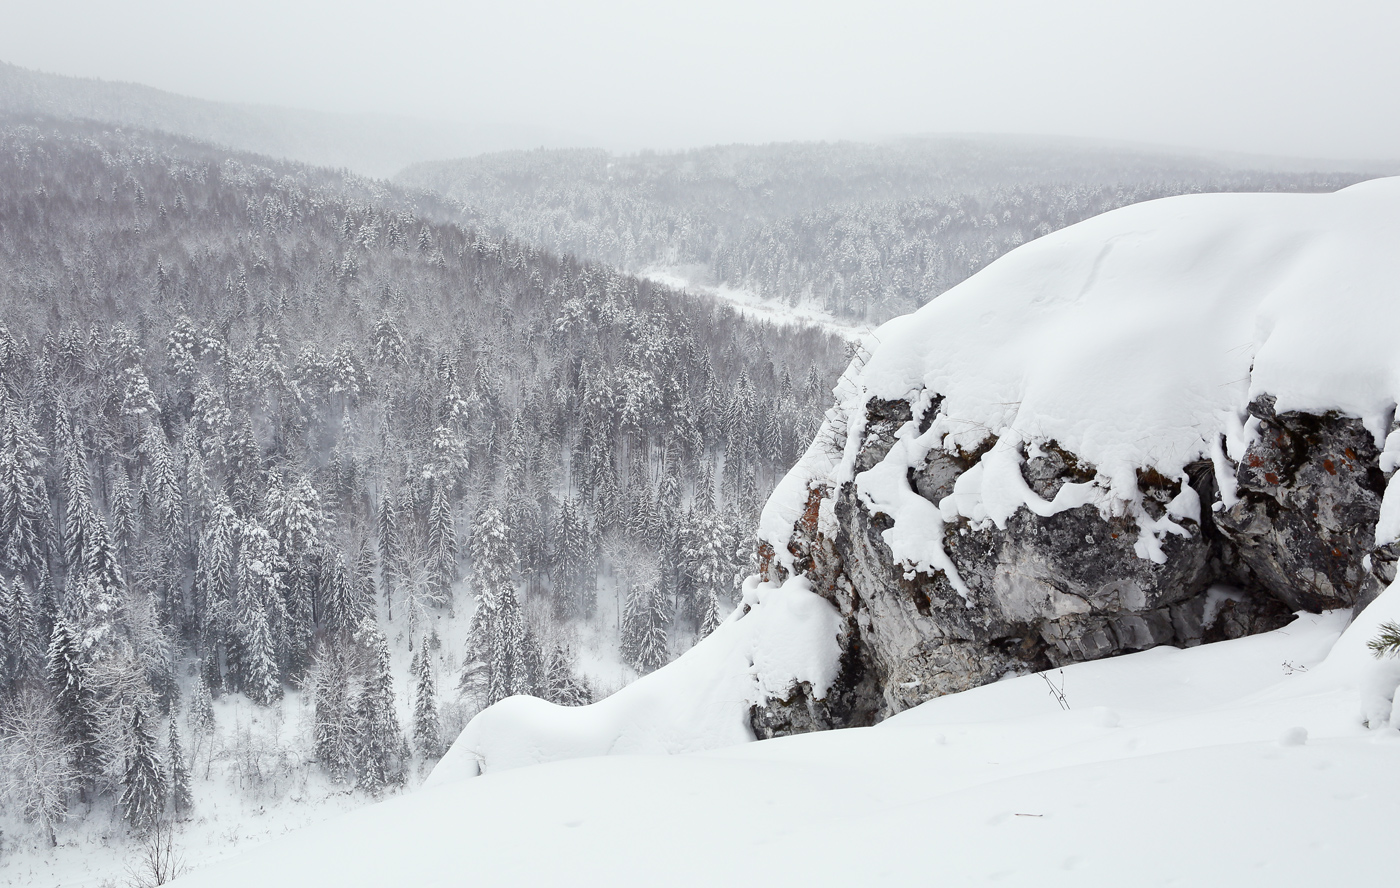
top-left (422, 176), bottom-right (1400, 780)
top-left (171, 585), bottom-right (1400, 887)
top-left (164, 177), bottom-right (1400, 887)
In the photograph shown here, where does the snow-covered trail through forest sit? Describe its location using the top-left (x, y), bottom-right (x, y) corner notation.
top-left (640, 267), bottom-right (868, 341)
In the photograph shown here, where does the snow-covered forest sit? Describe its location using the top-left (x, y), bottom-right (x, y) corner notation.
top-left (397, 139), bottom-right (1375, 323)
top-left (0, 116), bottom-right (847, 867)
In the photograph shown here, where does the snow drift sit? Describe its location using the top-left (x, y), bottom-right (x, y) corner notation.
top-left (172, 583), bottom-right (1400, 887)
top-left (427, 577), bottom-right (842, 783)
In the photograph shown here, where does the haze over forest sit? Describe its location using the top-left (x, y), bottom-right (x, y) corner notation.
top-left (2, 0), bottom-right (1398, 163)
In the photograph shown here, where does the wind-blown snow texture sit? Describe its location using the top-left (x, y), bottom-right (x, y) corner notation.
top-left (762, 177), bottom-right (1400, 583)
top-left (427, 577), bottom-right (842, 781)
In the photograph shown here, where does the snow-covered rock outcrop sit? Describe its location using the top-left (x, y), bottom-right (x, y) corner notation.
top-left (757, 177), bottom-right (1400, 725)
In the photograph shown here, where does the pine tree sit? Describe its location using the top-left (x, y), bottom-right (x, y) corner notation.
top-left (194, 502), bottom-right (236, 637)
top-left (60, 433), bottom-right (96, 573)
top-left (411, 648), bottom-right (442, 757)
top-left (354, 538), bottom-right (377, 618)
top-left (238, 604), bottom-right (281, 706)
top-left (142, 425), bottom-right (184, 545)
top-left (83, 513), bottom-right (124, 606)
top-left (353, 619), bottom-right (401, 793)
top-left (168, 714), bottom-right (193, 817)
top-left (120, 703), bottom-right (167, 833)
top-left (110, 471), bottom-right (137, 558)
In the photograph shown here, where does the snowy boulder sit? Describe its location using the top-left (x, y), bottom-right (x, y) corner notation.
top-left (427, 576), bottom-right (842, 783)
top-left (758, 177), bottom-right (1400, 725)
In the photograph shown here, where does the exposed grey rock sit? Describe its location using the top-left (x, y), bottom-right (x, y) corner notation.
top-left (754, 390), bottom-right (1390, 735)
top-left (1216, 396), bottom-right (1397, 612)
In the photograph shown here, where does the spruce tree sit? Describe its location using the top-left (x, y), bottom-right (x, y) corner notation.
top-left (0, 405), bottom-right (50, 575)
top-left (120, 703), bottom-right (167, 833)
top-left (621, 578), bottom-right (670, 675)
top-left (312, 643), bottom-right (356, 782)
top-left (697, 587), bottom-right (722, 639)
top-left (425, 483), bottom-right (457, 609)
top-left (47, 618), bottom-right (98, 780)
top-left (463, 504), bottom-right (531, 705)
top-left (540, 641), bottom-right (591, 707)
top-left (168, 714), bottom-right (193, 817)
top-left (377, 489), bottom-right (403, 621)
top-left (188, 670), bottom-right (215, 740)
top-left (321, 556), bottom-right (364, 636)
top-left (0, 579), bottom-right (37, 687)
top-left (353, 619), bottom-right (401, 793)
top-left (411, 648), bottom-right (442, 757)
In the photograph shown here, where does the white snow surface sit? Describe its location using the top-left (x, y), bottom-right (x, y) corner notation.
top-left (426, 575), bottom-right (842, 783)
top-left (171, 583), bottom-right (1400, 887)
top-left (760, 178), bottom-right (1400, 577)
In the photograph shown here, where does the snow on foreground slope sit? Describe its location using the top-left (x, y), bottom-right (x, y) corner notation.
top-left (172, 587), bottom-right (1400, 887)
top-left (428, 576), bottom-right (842, 781)
top-left (762, 176), bottom-right (1400, 575)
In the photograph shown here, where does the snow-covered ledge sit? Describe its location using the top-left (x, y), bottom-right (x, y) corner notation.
top-left (426, 577), bottom-right (842, 784)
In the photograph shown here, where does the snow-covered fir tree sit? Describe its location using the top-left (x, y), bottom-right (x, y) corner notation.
top-left (411, 648), bottom-right (441, 757)
top-left (168, 714), bottom-right (193, 817)
top-left (462, 504), bottom-right (531, 706)
top-left (352, 619), bottom-right (402, 794)
top-left (119, 703), bottom-right (166, 833)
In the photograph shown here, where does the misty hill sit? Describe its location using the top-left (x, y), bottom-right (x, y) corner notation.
top-left (0, 115), bottom-right (846, 883)
top-left (0, 61), bottom-right (564, 177)
top-left (397, 138), bottom-right (1380, 323)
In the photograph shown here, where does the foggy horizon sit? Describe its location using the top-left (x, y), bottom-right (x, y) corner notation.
top-left (2, 0), bottom-right (1397, 163)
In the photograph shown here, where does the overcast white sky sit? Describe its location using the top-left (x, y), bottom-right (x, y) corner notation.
top-left (1, 0), bottom-right (1396, 159)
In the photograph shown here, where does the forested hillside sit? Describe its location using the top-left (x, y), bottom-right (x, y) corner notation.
top-left (398, 139), bottom-right (1374, 323)
top-left (0, 117), bottom-right (845, 851)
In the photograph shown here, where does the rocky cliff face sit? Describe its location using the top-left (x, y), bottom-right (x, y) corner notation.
top-left (754, 394), bottom-right (1398, 732)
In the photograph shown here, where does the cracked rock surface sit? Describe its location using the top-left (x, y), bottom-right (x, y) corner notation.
top-left (753, 393), bottom-right (1396, 733)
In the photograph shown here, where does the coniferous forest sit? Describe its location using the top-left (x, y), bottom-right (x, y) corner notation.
top-left (399, 140), bottom-right (1371, 323)
top-left (0, 116), bottom-right (847, 843)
